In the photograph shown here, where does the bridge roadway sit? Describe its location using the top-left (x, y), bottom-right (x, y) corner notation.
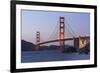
top-left (37, 36), bottom-right (90, 45)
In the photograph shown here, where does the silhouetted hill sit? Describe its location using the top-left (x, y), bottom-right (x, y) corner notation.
top-left (21, 40), bottom-right (35, 51)
top-left (38, 46), bottom-right (49, 51)
top-left (62, 45), bottom-right (77, 53)
top-left (48, 45), bottom-right (59, 50)
top-left (39, 45), bottom-right (77, 53)
top-left (39, 45), bottom-right (59, 51)
top-left (21, 40), bottom-right (78, 52)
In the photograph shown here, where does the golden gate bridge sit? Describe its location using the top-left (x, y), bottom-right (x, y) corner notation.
top-left (35, 16), bottom-right (90, 52)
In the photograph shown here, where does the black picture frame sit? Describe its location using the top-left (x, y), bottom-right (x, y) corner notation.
top-left (10, 0), bottom-right (97, 73)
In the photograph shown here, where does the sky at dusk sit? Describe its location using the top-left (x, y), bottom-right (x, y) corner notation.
top-left (21, 10), bottom-right (90, 46)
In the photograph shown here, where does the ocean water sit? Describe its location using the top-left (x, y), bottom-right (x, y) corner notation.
top-left (21, 49), bottom-right (90, 63)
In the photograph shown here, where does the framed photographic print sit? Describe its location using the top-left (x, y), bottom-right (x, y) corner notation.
top-left (10, 0), bottom-right (97, 72)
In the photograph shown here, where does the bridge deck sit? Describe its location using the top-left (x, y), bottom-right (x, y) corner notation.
top-left (37, 36), bottom-right (90, 45)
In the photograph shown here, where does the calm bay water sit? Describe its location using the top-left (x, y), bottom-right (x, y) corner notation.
top-left (21, 49), bottom-right (90, 63)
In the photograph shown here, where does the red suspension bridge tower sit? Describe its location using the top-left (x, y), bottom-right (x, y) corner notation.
top-left (59, 17), bottom-right (65, 52)
top-left (35, 31), bottom-right (40, 50)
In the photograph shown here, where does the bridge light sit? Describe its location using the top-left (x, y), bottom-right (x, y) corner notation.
top-left (61, 28), bottom-right (64, 32)
top-left (61, 34), bottom-right (64, 39)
